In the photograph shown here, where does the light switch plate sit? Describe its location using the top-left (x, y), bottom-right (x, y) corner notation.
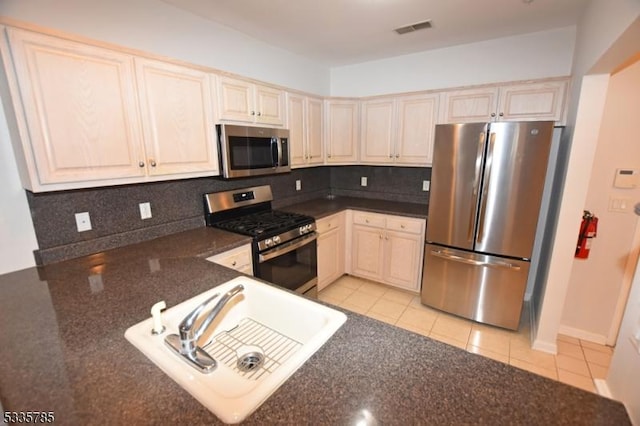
top-left (422, 180), bottom-right (430, 191)
top-left (609, 196), bottom-right (631, 213)
top-left (295, 180), bottom-right (301, 191)
top-left (75, 212), bottom-right (92, 232)
top-left (361, 176), bottom-right (368, 187)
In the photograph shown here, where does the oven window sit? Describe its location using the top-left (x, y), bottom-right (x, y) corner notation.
top-left (229, 136), bottom-right (274, 169)
top-left (257, 239), bottom-right (317, 293)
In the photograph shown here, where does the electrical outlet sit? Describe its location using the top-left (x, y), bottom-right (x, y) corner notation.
top-left (295, 180), bottom-right (301, 191)
top-left (422, 180), bottom-right (430, 191)
top-left (361, 176), bottom-right (368, 187)
top-left (75, 212), bottom-right (92, 232)
top-left (139, 202), bottom-right (152, 220)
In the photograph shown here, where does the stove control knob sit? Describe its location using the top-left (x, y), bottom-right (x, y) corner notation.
top-left (272, 236), bottom-right (281, 244)
top-left (265, 238), bottom-right (273, 247)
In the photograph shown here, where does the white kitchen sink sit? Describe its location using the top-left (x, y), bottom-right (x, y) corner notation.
top-left (124, 276), bottom-right (347, 424)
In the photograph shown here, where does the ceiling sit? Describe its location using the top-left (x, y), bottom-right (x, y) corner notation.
top-left (160, 0), bottom-right (589, 67)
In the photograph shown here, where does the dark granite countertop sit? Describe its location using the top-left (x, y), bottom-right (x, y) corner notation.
top-left (279, 195), bottom-right (428, 220)
top-left (0, 222), bottom-right (630, 424)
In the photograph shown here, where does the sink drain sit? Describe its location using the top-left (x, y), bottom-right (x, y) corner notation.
top-left (236, 345), bottom-right (265, 373)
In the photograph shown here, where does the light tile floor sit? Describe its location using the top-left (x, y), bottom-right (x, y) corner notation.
top-left (319, 275), bottom-right (614, 394)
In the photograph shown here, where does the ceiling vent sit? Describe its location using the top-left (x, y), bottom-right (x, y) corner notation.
top-left (394, 20), bottom-right (433, 35)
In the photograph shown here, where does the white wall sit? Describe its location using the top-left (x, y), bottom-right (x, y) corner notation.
top-left (533, 0), bottom-right (640, 352)
top-left (0, 0), bottom-right (330, 94)
top-left (329, 27), bottom-right (576, 97)
top-left (560, 60), bottom-right (640, 343)
top-left (0, 99), bottom-right (38, 274)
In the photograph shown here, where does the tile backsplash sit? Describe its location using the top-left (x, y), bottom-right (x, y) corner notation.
top-left (27, 166), bottom-right (429, 264)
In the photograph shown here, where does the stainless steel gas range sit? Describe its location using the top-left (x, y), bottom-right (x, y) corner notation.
top-left (204, 185), bottom-right (318, 298)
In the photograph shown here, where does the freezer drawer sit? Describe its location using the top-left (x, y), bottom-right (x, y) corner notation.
top-left (421, 243), bottom-right (529, 330)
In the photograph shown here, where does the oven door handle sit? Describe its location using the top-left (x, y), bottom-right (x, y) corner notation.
top-left (259, 232), bottom-right (317, 263)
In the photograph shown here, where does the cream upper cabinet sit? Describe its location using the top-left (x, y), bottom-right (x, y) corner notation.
top-left (440, 87), bottom-right (500, 124)
top-left (2, 28), bottom-right (221, 192)
top-left (217, 76), bottom-right (285, 126)
top-left (395, 93), bottom-right (439, 165)
top-left (360, 98), bottom-right (395, 164)
top-left (440, 79), bottom-right (568, 124)
top-left (350, 211), bottom-right (425, 291)
top-left (287, 93), bottom-right (323, 167)
top-left (325, 100), bottom-right (359, 164)
top-left (3, 28), bottom-right (146, 190)
top-left (135, 58), bottom-right (219, 177)
top-left (360, 94), bottom-right (439, 166)
top-left (307, 97), bottom-right (324, 164)
top-left (497, 80), bottom-right (568, 123)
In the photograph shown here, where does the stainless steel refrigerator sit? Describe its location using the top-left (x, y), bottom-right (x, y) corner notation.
top-left (421, 121), bottom-right (554, 330)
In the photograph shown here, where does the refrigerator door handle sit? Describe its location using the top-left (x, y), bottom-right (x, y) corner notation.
top-left (467, 132), bottom-right (486, 242)
top-left (477, 132), bottom-right (496, 244)
top-left (430, 249), bottom-right (521, 271)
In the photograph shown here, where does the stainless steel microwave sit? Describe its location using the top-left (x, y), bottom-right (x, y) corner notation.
top-left (216, 124), bottom-right (290, 179)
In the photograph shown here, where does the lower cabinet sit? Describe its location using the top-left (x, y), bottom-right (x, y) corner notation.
top-left (206, 244), bottom-right (253, 276)
top-left (316, 212), bottom-right (346, 290)
top-left (350, 211), bottom-right (425, 292)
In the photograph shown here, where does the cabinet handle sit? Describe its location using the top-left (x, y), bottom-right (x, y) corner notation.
top-left (149, 159), bottom-right (157, 167)
top-left (400, 224), bottom-right (405, 229)
top-left (231, 261), bottom-right (237, 267)
top-left (365, 219), bottom-right (369, 223)
top-left (379, 233), bottom-right (382, 239)
top-left (328, 153), bottom-right (332, 158)
top-left (395, 154), bottom-right (400, 158)
top-left (138, 161), bottom-right (145, 168)
top-left (499, 112), bottom-right (504, 117)
top-left (251, 111), bottom-right (256, 116)
top-left (389, 154), bottom-right (393, 158)
top-left (257, 112), bottom-right (262, 116)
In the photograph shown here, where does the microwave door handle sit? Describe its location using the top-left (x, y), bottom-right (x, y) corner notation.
top-left (271, 137), bottom-right (278, 168)
top-left (276, 138), bottom-right (283, 167)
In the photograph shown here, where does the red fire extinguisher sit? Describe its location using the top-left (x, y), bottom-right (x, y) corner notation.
top-left (575, 210), bottom-right (598, 259)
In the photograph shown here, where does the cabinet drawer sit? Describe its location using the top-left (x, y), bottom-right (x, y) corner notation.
top-left (352, 211), bottom-right (385, 228)
top-left (316, 212), bottom-right (345, 234)
top-left (206, 244), bottom-right (253, 275)
top-left (386, 216), bottom-right (424, 234)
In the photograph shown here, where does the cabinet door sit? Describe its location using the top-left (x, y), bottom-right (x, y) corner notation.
top-left (396, 94), bottom-right (439, 165)
top-left (206, 244), bottom-right (253, 276)
top-left (287, 93), bottom-right (306, 166)
top-left (135, 58), bottom-right (219, 176)
top-left (217, 76), bottom-right (253, 122)
top-left (306, 97), bottom-right (324, 165)
top-left (384, 230), bottom-right (423, 291)
top-left (318, 228), bottom-right (341, 290)
top-left (326, 100), bottom-right (359, 163)
top-left (360, 99), bottom-right (394, 164)
top-left (441, 87), bottom-right (499, 123)
top-left (498, 81), bottom-right (568, 123)
top-left (255, 85), bottom-right (285, 126)
top-left (6, 28), bottom-right (145, 185)
top-left (351, 224), bottom-right (384, 281)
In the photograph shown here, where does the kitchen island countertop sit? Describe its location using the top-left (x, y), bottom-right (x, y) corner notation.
top-left (0, 202), bottom-right (630, 425)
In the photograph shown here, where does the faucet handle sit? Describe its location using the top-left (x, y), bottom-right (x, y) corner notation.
top-left (178, 292), bottom-right (220, 339)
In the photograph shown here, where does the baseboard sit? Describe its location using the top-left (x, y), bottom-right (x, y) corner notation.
top-left (594, 379), bottom-right (613, 399)
top-left (532, 338), bottom-right (557, 354)
top-left (558, 325), bottom-right (607, 345)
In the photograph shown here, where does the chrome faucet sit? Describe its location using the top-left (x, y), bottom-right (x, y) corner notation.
top-left (164, 284), bottom-right (244, 373)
